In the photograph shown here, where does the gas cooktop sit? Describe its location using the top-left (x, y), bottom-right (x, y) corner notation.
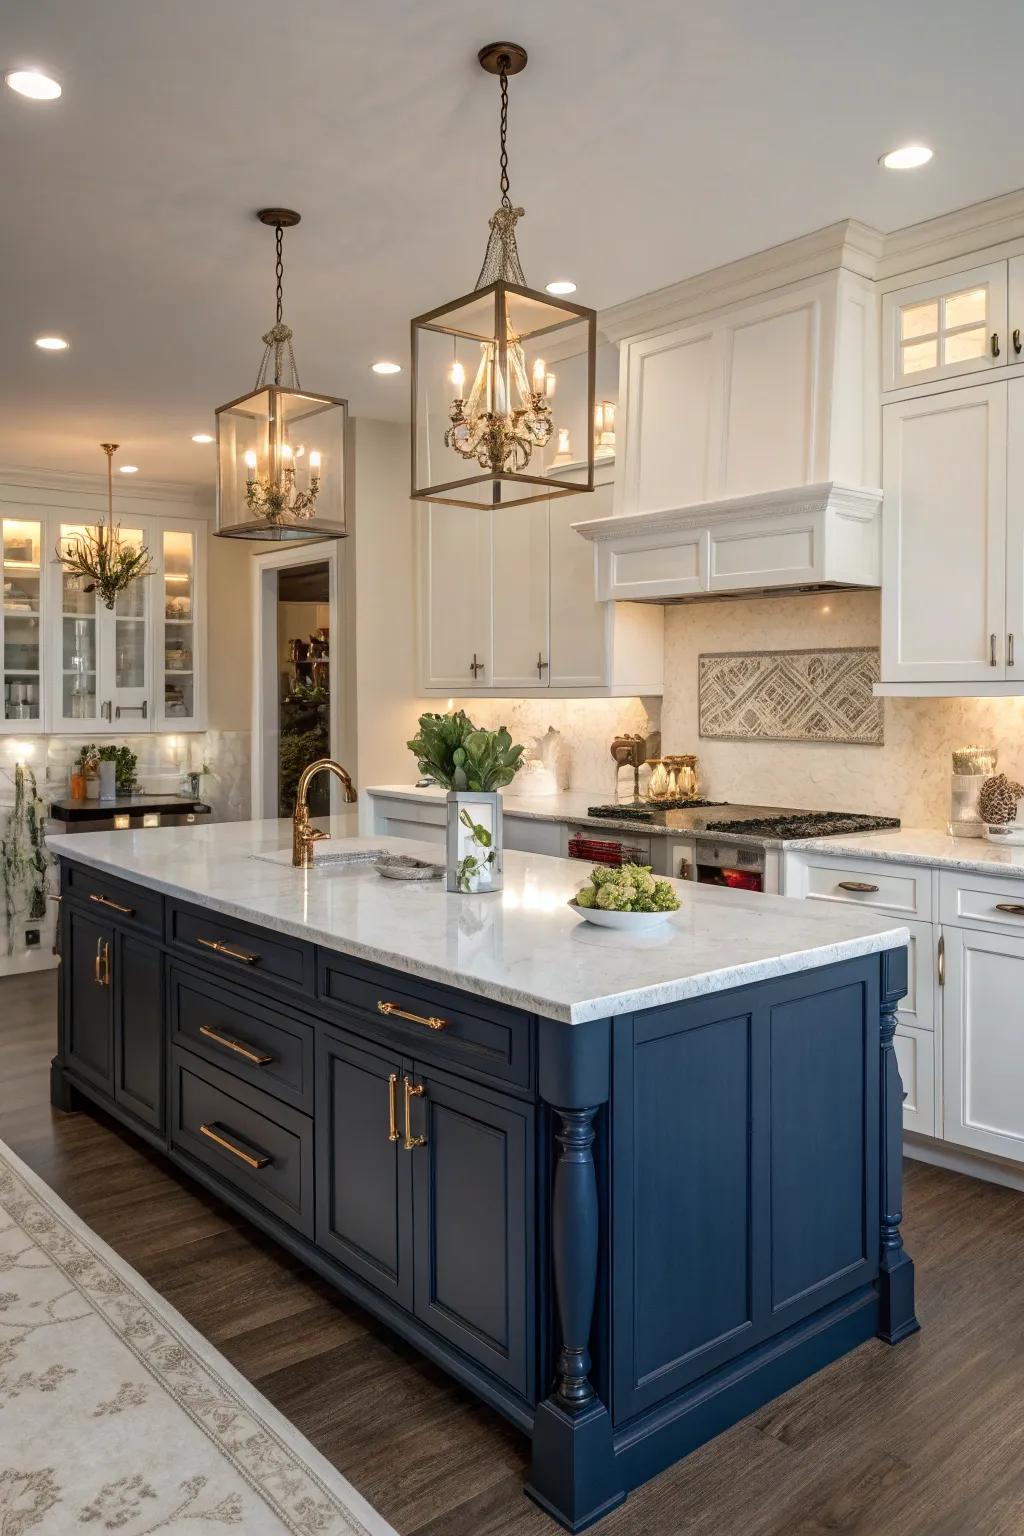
top-left (585, 801), bottom-right (900, 841)
top-left (587, 799), bottom-right (726, 819)
top-left (704, 812), bottom-right (901, 840)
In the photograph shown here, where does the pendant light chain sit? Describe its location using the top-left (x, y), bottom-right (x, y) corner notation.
top-left (255, 218), bottom-right (300, 391)
top-left (474, 51), bottom-right (526, 289)
top-left (498, 58), bottom-right (511, 210)
top-left (275, 223), bottom-right (285, 328)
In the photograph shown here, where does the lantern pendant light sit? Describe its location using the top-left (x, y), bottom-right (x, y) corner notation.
top-left (56, 443), bottom-right (153, 609)
top-left (411, 43), bottom-right (597, 509)
top-left (215, 209), bottom-right (348, 540)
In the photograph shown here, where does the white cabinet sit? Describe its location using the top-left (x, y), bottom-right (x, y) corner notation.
top-left (882, 262), bottom-right (1007, 392)
top-left (617, 268), bottom-right (879, 519)
top-left (1, 516), bottom-right (44, 731)
top-left (157, 522), bottom-right (206, 730)
top-left (880, 384), bottom-right (1007, 685)
top-left (894, 1025), bottom-right (936, 1138)
top-left (417, 481), bottom-right (663, 698)
top-left (942, 924), bottom-right (1024, 1164)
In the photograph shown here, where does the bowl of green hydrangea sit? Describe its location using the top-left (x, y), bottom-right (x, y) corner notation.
top-left (569, 863), bottom-right (681, 929)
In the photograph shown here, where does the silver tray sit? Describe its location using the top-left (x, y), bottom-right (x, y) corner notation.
top-left (374, 853), bottom-right (444, 881)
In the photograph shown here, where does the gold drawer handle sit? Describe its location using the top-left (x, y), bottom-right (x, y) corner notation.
top-left (199, 1122), bottom-right (270, 1170)
top-left (198, 1024), bottom-right (273, 1066)
top-left (403, 1076), bottom-right (426, 1151)
top-left (837, 881), bottom-right (879, 894)
top-left (995, 903), bottom-right (1024, 917)
top-left (387, 1073), bottom-right (400, 1143)
top-left (196, 937), bottom-right (260, 965)
top-left (89, 891), bottom-right (135, 916)
top-left (377, 1000), bottom-right (448, 1031)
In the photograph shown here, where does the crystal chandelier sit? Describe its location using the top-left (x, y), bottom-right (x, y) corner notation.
top-left (411, 44), bottom-right (597, 509)
top-left (56, 443), bottom-right (153, 609)
top-left (215, 209), bottom-right (348, 540)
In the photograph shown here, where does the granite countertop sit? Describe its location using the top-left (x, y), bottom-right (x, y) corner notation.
top-left (789, 827), bottom-right (1024, 879)
top-left (46, 819), bottom-right (908, 1025)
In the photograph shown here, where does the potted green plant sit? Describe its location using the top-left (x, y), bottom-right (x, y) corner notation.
top-left (407, 712), bottom-right (524, 893)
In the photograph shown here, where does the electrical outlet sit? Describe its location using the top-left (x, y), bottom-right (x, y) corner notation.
top-left (24, 928), bottom-right (40, 947)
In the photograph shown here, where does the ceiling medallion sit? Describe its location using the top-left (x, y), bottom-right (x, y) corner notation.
top-left (214, 209), bottom-right (348, 541)
top-left (56, 443), bottom-right (153, 610)
top-left (411, 44), bottom-right (597, 509)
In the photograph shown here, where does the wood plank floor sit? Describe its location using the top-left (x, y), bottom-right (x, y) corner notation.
top-left (3, 971), bottom-right (1024, 1535)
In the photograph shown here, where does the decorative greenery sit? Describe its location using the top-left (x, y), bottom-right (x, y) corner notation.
top-left (408, 712), bottom-right (524, 792)
top-left (74, 743), bottom-right (138, 793)
top-left (279, 727), bottom-right (329, 815)
top-left (1, 765), bottom-right (50, 955)
top-left (574, 863), bottom-right (680, 914)
top-left (58, 527), bottom-right (153, 612)
top-left (456, 807), bottom-right (497, 892)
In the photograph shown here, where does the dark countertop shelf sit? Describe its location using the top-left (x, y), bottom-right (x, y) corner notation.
top-left (50, 795), bottom-right (211, 822)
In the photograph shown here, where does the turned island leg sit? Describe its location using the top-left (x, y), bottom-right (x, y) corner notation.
top-left (527, 1018), bottom-right (625, 1533)
top-left (877, 950), bottom-right (920, 1344)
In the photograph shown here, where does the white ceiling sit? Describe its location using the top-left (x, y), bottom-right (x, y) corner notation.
top-left (3, 0), bottom-right (1023, 482)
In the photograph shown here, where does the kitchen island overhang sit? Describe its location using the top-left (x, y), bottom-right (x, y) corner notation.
top-left (47, 823), bottom-right (918, 1533)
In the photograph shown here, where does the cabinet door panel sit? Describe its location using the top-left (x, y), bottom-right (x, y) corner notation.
top-left (895, 1024), bottom-right (935, 1138)
top-left (549, 487), bottom-right (609, 688)
top-left (65, 909), bottom-right (113, 1091)
top-left (1006, 378), bottom-right (1024, 680)
top-left (943, 925), bottom-right (1024, 1163)
top-left (422, 505), bottom-right (491, 690)
top-left (881, 385), bottom-right (1007, 682)
top-left (412, 1068), bottom-right (533, 1394)
top-left (491, 501), bottom-right (549, 689)
top-left (625, 324), bottom-right (717, 514)
top-left (114, 931), bottom-right (164, 1131)
top-left (883, 263), bottom-right (1007, 391)
top-left (316, 1031), bottom-right (412, 1309)
top-left (720, 298), bottom-right (818, 497)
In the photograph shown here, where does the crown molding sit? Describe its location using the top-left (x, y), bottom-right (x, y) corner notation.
top-left (572, 481), bottom-right (882, 542)
top-left (876, 186), bottom-right (1024, 281)
top-left (598, 219), bottom-right (884, 343)
top-left (0, 465), bottom-right (213, 515)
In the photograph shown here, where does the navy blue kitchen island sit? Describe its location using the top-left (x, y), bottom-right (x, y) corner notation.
top-left (48, 823), bottom-right (918, 1532)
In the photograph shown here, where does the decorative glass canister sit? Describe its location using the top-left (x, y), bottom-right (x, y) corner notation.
top-left (446, 790), bottom-right (503, 894)
top-left (949, 745), bottom-right (997, 837)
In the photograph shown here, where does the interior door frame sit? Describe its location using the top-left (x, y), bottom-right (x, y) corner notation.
top-left (251, 540), bottom-right (347, 821)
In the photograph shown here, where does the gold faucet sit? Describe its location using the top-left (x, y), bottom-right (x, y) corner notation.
top-left (292, 758), bottom-right (357, 867)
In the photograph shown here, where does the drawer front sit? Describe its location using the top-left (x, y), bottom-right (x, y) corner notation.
top-left (894, 1024), bottom-right (935, 1138)
top-left (939, 870), bottom-right (1024, 933)
top-left (169, 963), bottom-right (314, 1112)
top-left (167, 901), bottom-right (315, 995)
top-left (62, 861), bottom-right (163, 936)
top-left (170, 1050), bottom-right (314, 1237)
top-left (791, 853), bottom-right (931, 919)
top-left (318, 953), bottom-right (531, 1090)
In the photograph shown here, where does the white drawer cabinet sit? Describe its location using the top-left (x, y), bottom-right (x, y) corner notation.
top-left (942, 924), bottom-right (1024, 1164)
top-left (939, 869), bottom-right (1024, 932)
top-left (784, 851), bottom-right (932, 920)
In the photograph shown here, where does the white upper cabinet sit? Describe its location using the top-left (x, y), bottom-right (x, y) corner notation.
top-left (617, 268), bottom-right (880, 521)
top-left (881, 384), bottom-right (1007, 685)
top-left (491, 501), bottom-right (550, 691)
top-left (420, 503), bottom-right (492, 692)
top-left (882, 262), bottom-right (1008, 392)
top-left (548, 487), bottom-right (610, 690)
top-left (1005, 378), bottom-right (1024, 679)
top-left (1, 516), bottom-right (44, 733)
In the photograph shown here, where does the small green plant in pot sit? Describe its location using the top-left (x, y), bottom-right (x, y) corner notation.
top-left (408, 713), bottom-right (524, 893)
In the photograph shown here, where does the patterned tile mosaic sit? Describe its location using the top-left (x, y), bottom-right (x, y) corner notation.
top-left (699, 647), bottom-right (883, 746)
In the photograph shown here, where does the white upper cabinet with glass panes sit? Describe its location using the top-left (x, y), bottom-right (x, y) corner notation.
top-left (1, 517), bottom-right (44, 733)
top-left (882, 262), bottom-right (1008, 391)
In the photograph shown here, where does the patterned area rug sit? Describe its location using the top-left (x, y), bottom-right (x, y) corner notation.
top-left (0, 1138), bottom-right (398, 1535)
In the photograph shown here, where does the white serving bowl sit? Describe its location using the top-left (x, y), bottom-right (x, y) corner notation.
top-left (568, 899), bottom-right (675, 930)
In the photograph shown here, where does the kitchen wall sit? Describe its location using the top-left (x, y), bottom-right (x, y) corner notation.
top-left (661, 589), bottom-right (1024, 828)
top-left (448, 696), bottom-right (661, 799)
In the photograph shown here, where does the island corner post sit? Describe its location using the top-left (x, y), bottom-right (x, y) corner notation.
top-left (48, 846), bottom-right (916, 1534)
top-left (527, 945), bottom-right (918, 1532)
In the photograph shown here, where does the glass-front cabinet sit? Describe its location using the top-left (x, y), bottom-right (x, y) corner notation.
top-left (43, 510), bottom-right (206, 734)
top-left (883, 262), bottom-right (1009, 391)
top-left (2, 517), bottom-right (44, 731)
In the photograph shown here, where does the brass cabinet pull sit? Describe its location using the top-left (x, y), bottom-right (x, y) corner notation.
top-left (992, 332), bottom-right (1001, 358)
top-left (403, 1076), bottom-right (426, 1151)
top-left (198, 1024), bottom-right (273, 1066)
top-left (991, 633), bottom-right (999, 667)
top-left (196, 937), bottom-right (260, 965)
top-left (387, 1073), bottom-right (400, 1143)
top-left (1015, 327), bottom-right (1022, 355)
top-left (837, 880), bottom-right (880, 894)
top-left (537, 652), bottom-right (549, 680)
top-left (89, 891), bottom-right (135, 916)
top-left (937, 932), bottom-right (945, 987)
top-left (93, 937), bottom-right (110, 986)
top-left (1009, 633), bottom-right (1016, 668)
top-left (199, 1122), bottom-right (270, 1170)
top-left (995, 903), bottom-right (1024, 917)
top-left (469, 652), bottom-right (485, 679)
top-left (377, 1000), bottom-right (448, 1031)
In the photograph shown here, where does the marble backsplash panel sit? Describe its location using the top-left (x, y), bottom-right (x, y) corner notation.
top-left (662, 590), bottom-right (1024, 829)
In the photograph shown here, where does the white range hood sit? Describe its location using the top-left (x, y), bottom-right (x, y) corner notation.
top-left (572, 480), bottom-right (882, 603)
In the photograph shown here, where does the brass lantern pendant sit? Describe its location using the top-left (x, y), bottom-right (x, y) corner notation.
top-left (215, 209), bottom-right (348, 540)
top-left (411, 44), bottom-right (597, 509)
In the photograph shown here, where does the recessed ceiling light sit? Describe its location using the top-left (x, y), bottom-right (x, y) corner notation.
top-left (5, 69), bottom-right (61, 100)
top-left (545, 280), bottom-right (577, 296)
top-left (34, 335), bottom-right (68, 351)
top-left (371, 361), bottom-right (402, 375)
top-left (880, 144), bottom-right (933, 170)
top-left (118, 464), bottom-right (139, 474)
top-left (191, 433), bottom-right (214, 443)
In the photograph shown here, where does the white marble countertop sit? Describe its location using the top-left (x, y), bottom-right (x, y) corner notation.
top-left (788, 827), bottom-right (1024, 878)
top-left (47, 819), bottom-right (908, 1024)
